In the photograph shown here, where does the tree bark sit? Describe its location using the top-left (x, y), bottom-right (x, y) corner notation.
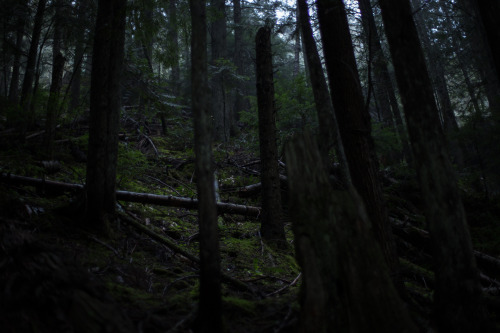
top-left (255, 26), bottom-right (287, 249)
top-left (69, 0), bottom-right (88, 113)
top-left (285, 133), bottom-right (416, 333)
top-left (85, 0), bottom-right (127, 234)
top-left (189, 0), bottom-right (222, 331)
top-left (316, 0), bottom-right (400, 280)
top-left (377, 0), bottom-right (490, 331)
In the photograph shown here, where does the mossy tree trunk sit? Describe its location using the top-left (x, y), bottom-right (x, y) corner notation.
top-left (285, 133), bottom-right (416, 333)
top-left (377, 0), bottom-right (490, 331)
top-left (190, 0), bottom-right (222, 331)
top-left (85, 0), bottom-right (127, 235)
top-left (255, 26), bottom-right (287, 249)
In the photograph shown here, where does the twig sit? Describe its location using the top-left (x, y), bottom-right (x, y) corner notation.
top-left (265, 273), bottom-right (302, 297)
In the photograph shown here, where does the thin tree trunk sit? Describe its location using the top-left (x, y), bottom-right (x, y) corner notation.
top-left (85, 0), bottom-right (127, 234)
top-left (189, 1), bottom-right (222, 331)
top-left (210, 0), bottom-right (228, 142)
top-left (316, 0), bottom-right (401, 281)
top-left (255, 26), bottom-right (287, 249)
top-left (19, 0), bottom-right (47, 132)
top-left (69, 0), bottom-right (89, 112)
top-left (8, 0), bottom-right (28, 104)
top-left (286, 133), bottom-right (416, 333)
top-left (377, 1), bottom-right (490, 331)
top-left (232, 0), bottom-right (243, 133)
top-left (44, 0), bottom-right (65, 158)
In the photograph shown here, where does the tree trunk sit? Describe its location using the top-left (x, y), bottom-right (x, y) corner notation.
top-left (377, 1), bottom-right (490, 331)
top-left (285, 133), bottom-right (416, 333)
top-left (255, 26), bottom-right (287, 249)
top-left (69, 0), bottom-right (89, 113)
top-left (358, 0), bottom-right (412, 164)
top-left (231, 0), bottom-right (243, 133)
top-left (210, 0), bottom-right (228, 142)
top-left (411, 0), bottom-right (464, 167)
top-left (8, 0), bottom-right (28, 104)
top-left (168, 0), bottom-right (180, 88)
top-left (475, 0), bottom-right (500, 90)
top-left (457, 0), bottom-right (500, 118)
top-left (297, 0), bottom-right (349, 181)
top-left (18, 0), bottom-right (47, 132)
top-left (189, 0), bottom-right (222, 331)
top-left (316, 0), bottom-right (401, 281)
top-left (85, 0), bottom-right (127, 235)
top-left (43, 0), bottom-right (65, 158)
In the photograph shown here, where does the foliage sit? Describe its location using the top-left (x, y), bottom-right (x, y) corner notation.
top-left (241, 74), bottom-right (317, 153)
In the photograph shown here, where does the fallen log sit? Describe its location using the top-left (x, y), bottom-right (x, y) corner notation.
top-left (0, 173), bottom-right (261, 217)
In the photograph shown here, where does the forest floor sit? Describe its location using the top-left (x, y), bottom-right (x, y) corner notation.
top-left (1, 113), bottom-right (500, 332)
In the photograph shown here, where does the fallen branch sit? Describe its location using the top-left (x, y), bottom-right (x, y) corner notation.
top-left (0, 173), bottom-right (261, 217)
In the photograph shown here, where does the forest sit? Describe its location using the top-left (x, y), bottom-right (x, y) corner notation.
top-left (0, 0), bottom-right (500, 332)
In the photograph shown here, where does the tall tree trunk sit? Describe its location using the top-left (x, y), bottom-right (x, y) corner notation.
top-left (475, 0), bottom-right (500, 91)
top-left (232, 0), bottom-right (243, 133)
top-left (377, 1), bottom-right (490, 331)
top-left (286, 133), bottom-right (416, 333)
top-left (85, 0), bottom-right (127, 235)
top-left (19, 0), bottom-right (47, 132)
top-left (255, 26), bottom-right (287, 249)
top-left (358, 0), bottom-right (412, 164)
top-left (316, 0), bottom-right (401, 282)
top-left (69, 0), bottom-right (88, 113)
top-left (292, 4), bottom-right (300, 78)
top-left (8, 0), bottom-right (28, 104)
top-left (210, 0), bottom-right (228, 142)
top-left (439, 1), bottom-right (482, 115)
top-left (411, 0), bottom-right (464, 167)
top-left (168, 0), bottom-right (180, 88)
top-left (44, 0), bottom-right (65, 158)
top-left (189, 2), bottom-right (222, 331)
top-left (457, 0), bottom-right (500, 118)
top-left (297, 0), bottom-right (349, 181)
